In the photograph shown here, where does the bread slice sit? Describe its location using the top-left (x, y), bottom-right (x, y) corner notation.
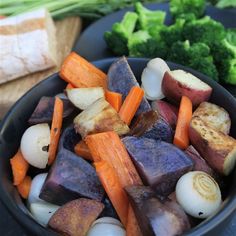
top-left (189, 116), bottom-right (236, 175)
top-left (0, 9), bottom-right (57, 84)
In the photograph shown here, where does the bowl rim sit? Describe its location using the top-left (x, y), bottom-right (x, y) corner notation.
top-left (0, 57), bottom-right (236, 236)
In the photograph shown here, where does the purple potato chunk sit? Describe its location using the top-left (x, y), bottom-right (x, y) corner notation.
top-left (125, 185), bottom-right (190, 236)
top-left (107, 57), bottom-right (151, 116)
top-left (123, 137), bottom-right (193, 196)
top-left (28, 96), bottom-right (74, 125)
top-left (129, 110), bottom-right (173, 143)
top-left (39, 147), bottom-right (104, 205)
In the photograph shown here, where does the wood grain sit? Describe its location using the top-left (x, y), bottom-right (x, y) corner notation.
top-left (0, 17), bottom-right (82, 119)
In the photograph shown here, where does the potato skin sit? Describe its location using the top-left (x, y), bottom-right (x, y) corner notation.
top-left (189, 117), bottom-right (236, 175)
top-left (162, 71), bottom-right (212, 107)
top-left (48, 198), bottom-right (104, 236)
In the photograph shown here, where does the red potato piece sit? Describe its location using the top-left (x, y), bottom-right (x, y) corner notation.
top-left (48, 198), bottom-right (104, 236)
top-left (189, 117), bottom-right (236, 175)
top-left (162, 70), bottom-right (212, 107)
top-left (192, 102), bottom-right (231, 134)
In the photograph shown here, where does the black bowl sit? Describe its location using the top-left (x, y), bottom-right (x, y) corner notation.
top-left (0, 58), bottom-right (236, 236)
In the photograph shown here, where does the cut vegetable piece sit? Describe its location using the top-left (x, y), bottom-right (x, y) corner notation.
top-left (48, 198), bottom-right (104, 236)
top-left (94, 161), bottom-right (129, 227)
top-left (162, 70), bottom-right (212, 107)
top-left (125, 185), bottom-right (190, 236)
top-left (66, 87), bottom-right (105, 110)
top-left (86, 131), bottom-right (142, 187)
top-left (10, 149), bottom-right (29, 186)
top-left (192, 102), bottom-right (231, 134)
top-left (60, 52), bottom-right (107, 89)
top-left (123, 137), bottom-right (193, 196)
top-left (28, 96), bottom-right (74, 125)
top-left (105, 90), bottom-right (122, 112)
top-left (151, 100), bottom-right (178, 128)
top-left (66, 83), bottom-right (74, 89)
top-left (107, 57), bottom-right (151, 116)
top-left (174, 96), bottom-right (193, 150)
top-left (21, 123), bottom-right (50, 169)
top-left (48, 97), bottom-right (63, 165)
top-left (189, 117), bottom-right (236, 175)
top-left (129, 110), bottom-right (173, 143)
top-left (17, 176), bottom-right (32, 199)
top-left (119, 86), bottom-right (144, 125)
top-left (74, 140), bottom-right (93, 161)
top-left (74, 98), bottom-right (129, 138)
top-left (40, 147), bottom-right (104, 205)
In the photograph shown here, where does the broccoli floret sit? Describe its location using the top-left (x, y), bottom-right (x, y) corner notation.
top-left (212, 39), bottom-right (236, 85)
top-left (182, 16), bottom-right (226, 47)
top-left (135, 2), bottom-right (166, 32)
top-left (168, 40), bottom-right (218, 81)
top-left (226, 28), bottom-right (236, 46)
top-left (128, 30), bottom-right (168, 58)
top-left (104, 12), bottom-right (138, 55)
top-left (170, 0), bottom-right (206, 19)
top-left (175, 13), bottom-right (196, 22)
top-left (160, 19), bottom-right (185, 46)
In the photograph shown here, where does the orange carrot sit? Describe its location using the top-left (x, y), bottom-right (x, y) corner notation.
top-left (10, 149), bottom-right (29, 186)
top-left (65, 83), bottom-right (74, 89)
top-left (74, 140), bottom-right (93, 161)
top-left (17, 176), bottom-right (32, 199)
top-left (48, 97), bottom-right (64, 165)
top-left (94, 161), bottom-right (129, 226)
top-left (60, 52), bottom-right (107, 89)
top-left (126, 206), bottom-right (143, 236)
top-left (105, 90), bottom-right (122, 112)
top-left (174, 96), bottom-right (193, 149)
top-left (119, 86), bottom-right (144, 125)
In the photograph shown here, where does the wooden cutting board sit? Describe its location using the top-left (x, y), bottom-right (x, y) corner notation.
top-left (0, 17), bottom-right (82, 119)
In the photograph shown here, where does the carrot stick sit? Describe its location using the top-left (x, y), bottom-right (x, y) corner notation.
top-left (60, 52), bottom-right (107, 89)
top-left (74, 140), bottom-right (93, 161)
top-left (94, 161), bottom-right (129, 227)
top-left (126, 206), bottom-right (143, 236)
top-left (105, 90), bottom-right (122, 112)
top-left (119, 86), bottom-right (144, 125)
top-left (17, 176), bottom-right (32, 199)
top-left (174, 96), bottom-right (193, 150)
top-left (65, 83), bottom-right (74, 89)
top-left (85, 131), bottom-right (142, 187)
top-left (48, 97), bottom-right (64, 165)
top-left (10, 149), bottom-right (29, 186)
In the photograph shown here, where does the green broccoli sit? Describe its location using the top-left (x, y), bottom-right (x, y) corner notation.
top-left (170, 0), bottom-right (206, 19)
top-left (212, 39), bottom-right (236, 85)
top-left (104, 12), bottom-right (138, 56)
top-left (135, 2), bottom-right (166, 32)
top-left (128, 30), bottom-right (168, 58)
top-left (168, 40), bottom-right (218, 81)
top-left (226, 28), bottom-right (236, 46)
top-left (182, 16), bottom-right (226, 47)
top-left (160, 18), bottom-right (185, 46)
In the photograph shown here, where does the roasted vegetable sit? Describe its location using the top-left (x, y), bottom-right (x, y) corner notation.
top-left (107, 57), bottom-right (151, 116)
top-left (74, 98), bottom-right (129, 138)
top-left (28, 96), bottom-right (74, 125)
top-left (123, 137), bottom-right (193, 196)
top-left (189, 117), bottom-right (236, 175)
top-left (125, 185), bottom-right (190, 236)
top-left (48, 198), bottom-right (104, 236)
top-left (129, 110), bottom-right (173, 143)
top-left (192, 102), bottom-right (231, 134)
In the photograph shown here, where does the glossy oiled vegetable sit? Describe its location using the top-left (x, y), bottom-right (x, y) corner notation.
top-left (129, 110), bottom-right (173, 143)
top-left (123, 136), bottom-right (193, 196)
top-left (125, 185), bottom-right (190, 236)
top-left (48, 198), bottom-right (104, 236)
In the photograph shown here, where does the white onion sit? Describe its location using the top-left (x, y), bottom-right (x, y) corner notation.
top-left (176, 171), bottom-right (222, 219)
top-left (141, 57), bottom-right (170, 101)
top-left (20, 123), bottom-right (50, 168)
top-left (87, 217), bottom-right (125, 236)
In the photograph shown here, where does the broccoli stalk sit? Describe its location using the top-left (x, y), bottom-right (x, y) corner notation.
top-left (104, 12), bottom-right (138, 56)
